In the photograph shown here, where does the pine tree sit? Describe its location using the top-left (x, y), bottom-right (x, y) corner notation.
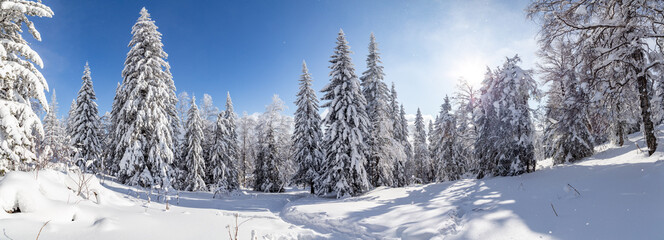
top-left (70, 63), bottom-right (102, 173)
top-left (210, 93), bottom-right (240, 194)
top-left (477, 56), bottom-right (537, 177)
top-left (316, 29), bottom-right (371, 198)
top-left (184, 96), bottom-right (206, 191)
top-left (173, 91), bottom-right (191, 188)
top-left (99, 112), bottom-right (113, 174)
top-left (395, 104), bottom-right (412, 186)
top-left (0, 0), bottom-right (53, 173)
top-left (66, 99), bottom-right (76, 134)
top-left (199, 93), bottom-right (219, 183)
top-left (432, 96), bottom-right (463, 181)
top-left (41, 90), bottom-right (70, 165)
top-left (292, 61), bottom-right (324, 193)
top-left (413, 108), bottom-right (432, 183)
top-left (360, 34), bottom-right (400, 187)
top-left (475, 68), bottom-right (498, 179)
top-left (111, 8), bottom-right (177, 190)
top-left (254, 123), bottom-right (284, 192)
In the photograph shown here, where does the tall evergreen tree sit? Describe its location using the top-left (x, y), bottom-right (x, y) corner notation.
top-left (253, 123), bottom-right (284, 193)
top-left (41, 90), bottom-right (70, 165)
top-left (254, 96), bottom-right (289, 193)
top-left (316, 29), bottom-right (371, 198)
top-left (199, 93), bottom-right (219, 183)
top-left (71, 63), bottom-right (102, 173)
top-left (432, 96), bottom-right (463, 181)
top-left (477, 56), bottom-right (537, 177)
top-left (210, 93), bottom-right (240, 194)
top-left (292, 61), bottom-right (324, 193)
top-left (394, 104), bottom-right (412, 186)
top-left (0, 0), bottom-right (53, 173)
top-left (111, 8), bottom-right (177, 190)
top-left (360, 33), bottom-right (400, 187)
top-left (184, 97), bottom-right (206, 191)
top-left (413, 108), bottom-right (432, 183)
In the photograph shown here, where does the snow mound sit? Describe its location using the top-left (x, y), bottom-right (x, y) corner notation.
top-left (0, 170), bottom-right (132, 220)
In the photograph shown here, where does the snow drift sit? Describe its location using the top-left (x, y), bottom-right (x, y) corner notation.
top-left (0, 131), bottom-right (662, 239)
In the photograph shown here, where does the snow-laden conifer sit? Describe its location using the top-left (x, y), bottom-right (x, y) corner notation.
top-left (432, 96), bottom-right (463, 181)
top-left (0, 0), bottom-right (53, 172)
top-left (41, 90), bottom-right (70, 165)
top-left (184, 96), bottom-right (206, 191)
top-left (413, 108), bottom-right (432, 183)
top-left (477, 56), bottom-right (537, 177)
top-left (70, 63), bottom-right (102, 172)
top-left (316, 29), bottom-right (371, 198)
top-left (111, 8), bottom-right (177, 190)
top-left (210, 93), bottom-right (240, 194)
top-left (291, 61), bottom-right (324, 193)
top-left (360, 34), bottom-right (402, 187)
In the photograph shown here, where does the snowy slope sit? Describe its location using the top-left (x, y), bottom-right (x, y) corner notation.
top-left (284, 131), bottom-right (664, 239)
top-left (1, 130), bottom-right (662, 240)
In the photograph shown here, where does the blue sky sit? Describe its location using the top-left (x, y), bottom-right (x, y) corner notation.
top-left (31, 0), bottom-right (539, 118)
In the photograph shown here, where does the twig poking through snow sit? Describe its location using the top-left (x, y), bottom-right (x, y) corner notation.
top-left (36, 220), bottom-right (50, 240)
top-left (550, 203), bottom-right (558, 217)
top-left (226, 213), bottom-right (240, 240)
top-left (567, 184), bottom-right (581, 196)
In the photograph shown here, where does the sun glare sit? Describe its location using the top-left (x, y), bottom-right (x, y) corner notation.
top-left (450, 56), bottom-right (486, 87)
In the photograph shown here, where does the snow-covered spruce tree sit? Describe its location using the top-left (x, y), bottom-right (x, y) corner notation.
top-left (254, 95), bottom-right (292, 190)
top-left (528, 0), bottom-right (662, 155)
top-left (41, 90), bottom-right (71, 165)
top-left (387, 83), bottom-right (412, 186)
top-left (70, 63), bottom-right (102, 173)
top-left (199, 93), bottom-right (218, 183)
top-left (291, 61), bottom-right (324, 194)
top-left (413, 108), bottom-right (432, 183)
top-left (360, 33), bottom-right (401, 187)
top-left (253, 123), bottom-right (284, 192)
top-left (223, 93), bottom-right (238, 170)
top-left (66, 99), bottom-right (76, 134)
top-left (209, 93), bottom-right (240, 195)
top-left (540, 40), bottom-right (594, 165)
top-left (183, 96), bottom-right (206, 191)
top-left (475, 68), bottom-right (499, 179)
top-left (316, 29), bottom-right (371, 198)
top-left (0, 0), bottom-right (53, 173)
top-left (491, 56), bottom-right (538, 176)
top-left (395, 105), bottom-right (412, 186)
top-left (172, 91), bottom-right (191, 188)
top-left (389, 83), bottom-right (401, 138)
top-left (432, 96), bottom-right (464, 181)
top-left (99, 112), bottom-right (112, 174)
top-left (111, 8), bottom-right (177, 190)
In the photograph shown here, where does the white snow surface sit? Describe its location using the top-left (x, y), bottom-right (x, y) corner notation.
top-left (1, 130), bottom-right (663, 239)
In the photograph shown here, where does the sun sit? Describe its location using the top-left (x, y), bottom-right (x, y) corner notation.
top-left (449, 56), bottom-right (486, 87)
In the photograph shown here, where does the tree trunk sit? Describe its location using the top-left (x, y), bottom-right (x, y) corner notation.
top-left (633, 50), bottom-right (657, 156)
top-left (637, 73), bottom-right (657, 155)
top-left (616, 103), bottom-right (625, 147)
